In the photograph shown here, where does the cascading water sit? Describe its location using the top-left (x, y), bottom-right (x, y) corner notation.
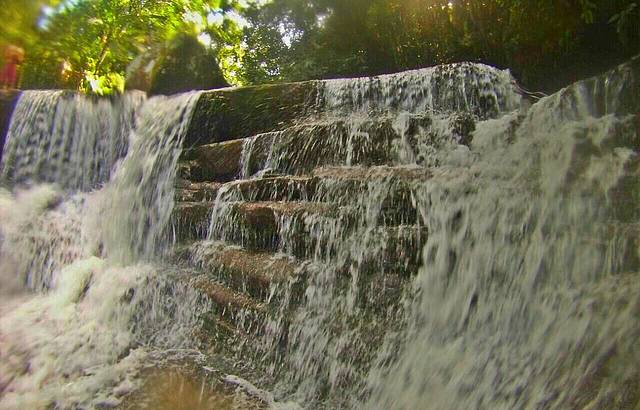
top-left (180, 60), bottom-right (639, 409)
top-left (0, 91), bottom-right (210, 409)
top-left (1, 59), bottom-right (638, 410)
top-left (191, 63), bottom-right (521, 403)
top-left (320, 62), bottom-right (520, 117)
top-left (1, 90), bottom-right (145, 191)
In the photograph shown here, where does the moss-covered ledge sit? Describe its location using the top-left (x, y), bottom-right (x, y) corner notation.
top-left (0, 90), bottom-right (20, 158)
top-left (184, 81), bottom-right (321, 148)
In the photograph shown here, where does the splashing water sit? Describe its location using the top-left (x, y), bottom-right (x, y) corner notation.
top-left (189, 60), bottom-right (639, 409)
top-left (1, 59), bottom-right (638, 410)
top-left (364, 105), bottom-right (640, 409)
top-left (0, 91), bottom-right (208, 409)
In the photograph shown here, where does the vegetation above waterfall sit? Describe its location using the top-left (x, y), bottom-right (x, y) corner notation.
top-left (1, 0), bottom-right (639, 94)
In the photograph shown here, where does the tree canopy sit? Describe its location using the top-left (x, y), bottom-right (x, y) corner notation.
top-left (2, 0), bottom-right (639, 94)
top-left (237, 0), bottom-right (640, 91)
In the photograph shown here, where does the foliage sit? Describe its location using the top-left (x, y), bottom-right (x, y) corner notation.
top-left (0, 0), bottom-right (57, 47)
top-left (6, 0), bottom-right (640, 93)
top-left (609, 2), bottom-right (640, 48)
top-left (149, 32), bottom-right (229, 95)
top-left (236, 0), bottom-right (640, 90)
top-left (17, 0), bottom-right (239, 94)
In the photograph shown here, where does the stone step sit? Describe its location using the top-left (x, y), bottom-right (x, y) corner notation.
top-left (175, 180), bottom-right (223, 202)
top-left (182, 247), bottom-right (303, 357)
top-left (312, 165), bottom-right (430, 180)
top-left (180, 113), bottom-right (459, 182)
top-left (198, 315), bottom-right (254, 357)
top-left (228, 176), bottom-right (316, 202)
top-left (172, 202), bottom-right (212, 241)
top-left (184, 81), bottom-right (320, 147)
top-left (173, 199), bottom-right (426, 268)
top-left (183, 62), bottom-right (503, 149)
top-left (175, 175), bottom-right (316, 204)
top-left (172, 201), bottom-right (419, 247)
top-left (209, 200), bottom-right (338, 252)
top-left (179, 139), bottom-right (244, 182)
top-left (176, 164), bottom-right (428, 204)
top-left (177, 241), bottom-right (304, 302)
top-left (173, 200), bottom-right (335, 244)
top-left (240, 118), bottom-right (401, 177)
top-left (192, 275), bottom-right (266, 335)
top-left (185, 241), bottom-right (415, 364)
top-left (172, 166), bottom-right (426, 241)
top-left (310, 166), bottom-right (429, 215)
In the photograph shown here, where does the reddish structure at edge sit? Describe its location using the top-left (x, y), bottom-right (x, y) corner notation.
top-left (1, 45), bottom-right (24, 90)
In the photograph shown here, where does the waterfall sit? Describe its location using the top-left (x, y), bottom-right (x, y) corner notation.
top-left (1, 59), bottom-right (638, 409)
top-left (363, 87), bottom-right (639, 409)
top-left (179, 60), bottom-right (638, 409)
top-left (98, 92), bottom-right (203, 263)
top-left (1, 90), bottom-right (145, 191)
top-left (0, 91), bottom-right (208, 409)
top-left (193, 63), bottom-right (523, 403)
top-left (321, 62), bottom-right (521, 117)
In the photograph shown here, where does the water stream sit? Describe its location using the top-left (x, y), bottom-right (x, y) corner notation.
top-left (0, 60), bottom-right (638, 409)
top-left (195, 62), bottom-right (639, 408)
top-left (0, 91), bottom-right (209, 409)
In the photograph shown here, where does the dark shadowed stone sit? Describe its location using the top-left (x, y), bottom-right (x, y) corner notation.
top-left (181, 139), bottom-right (245, 182)
top-left (0, 90), bottom-right (20, 159)
top-left (184, 81), bottom-right (320, 147)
